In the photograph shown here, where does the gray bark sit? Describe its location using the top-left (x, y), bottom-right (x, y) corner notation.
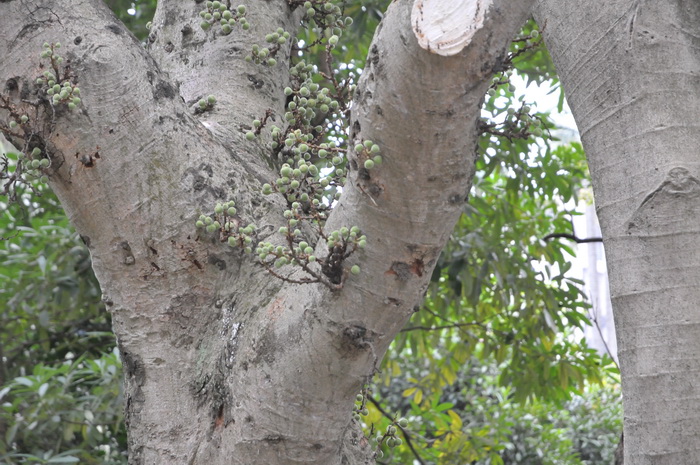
top-left (534, 1), bottom-right (700, 464)
top-left (0, 0), bottom-right (532, 463)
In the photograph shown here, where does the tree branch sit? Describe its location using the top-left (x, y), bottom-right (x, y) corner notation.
top-left (543, 232), bottom-right (603, 243)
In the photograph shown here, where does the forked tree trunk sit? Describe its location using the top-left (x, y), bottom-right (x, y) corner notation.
top-left (535, 1), bottom-right (700, 463)
top-left (0, 1), bottom-right (532, 463)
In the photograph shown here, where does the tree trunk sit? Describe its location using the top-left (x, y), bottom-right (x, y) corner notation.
top-left (535, 1), bottom-right (700, 464)
top-left (0, 0), bottom-right (532, 463)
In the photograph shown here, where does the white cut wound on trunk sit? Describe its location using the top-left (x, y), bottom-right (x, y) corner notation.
top-left (411, 0), bottom-right (492, 56)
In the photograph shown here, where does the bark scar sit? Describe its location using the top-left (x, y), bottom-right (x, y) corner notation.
top-left (627, 167), bottom-right (700, 235)
top-left (386, 258), bottom-right (426, 280)
top-left (627, 0), bottom-right (642, 49)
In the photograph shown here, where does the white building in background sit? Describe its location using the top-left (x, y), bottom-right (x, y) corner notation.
top-left (572, 205), bottom-right (618, 364)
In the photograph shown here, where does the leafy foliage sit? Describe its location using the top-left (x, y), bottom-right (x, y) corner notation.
top-left (367, 357), bottom-right (621, 464)
top-left (0, 350), bottom-right (125, 464)
top-left (0, 190), bottom-right (109, 375)
top-left (0, 187), bottom-right (122, 462)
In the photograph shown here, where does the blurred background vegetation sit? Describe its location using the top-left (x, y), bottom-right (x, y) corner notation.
top-left (0, 1), bottom-right (621, 463)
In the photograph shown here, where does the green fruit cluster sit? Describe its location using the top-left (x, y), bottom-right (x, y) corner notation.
top-left (254, 202), bottom-right (317, 270)
top-left (485, 68), bottom-right (545, 140)
top-left (245, 1), bottom-right (358, 210)
top-left (39, 41), bottom-right (62, 62)
top-left (352, 391), bottom-right (370, 422)
top-left (198, 94), bottom-right (216, 111)
top-left (262, 145), bottom-right (335, 206)
top-left (297, 0), bottom-right (352, 48)
top-left (37, 43), bottom-right (82, 111)
top-left (236, 0), bottom-right (366, 288)
top-left (255, 155), bottom-right (368, 287)
top-left (7, 114), bottom-right (29, 130)
top-left (512, 28), bottom-right (542, 51)
top-left (192, 190), bottom-right (366, 287)
top-left (502, 104), bottom-right (543, 139)
top-left (384, 435), bottom-right (402, 448)
top-left (282, 75), bottom-right (342, 128)
top-left (487, 68), bottom-right (513, 98)
top-left (195, 200), bottom-right (257, 253)
top-left (22, 147), bottom-right (51, 179)
top-left (251, 199), bottom-right (364, 286)
top-left (1, 145), bottom-right (50, 191)
top-left (254, 64), bottom-right (356, 209)
top-left (255, 233), bottom-right (316, 271)
top-left (245, 28), bottom-right (290, 67)
top-left (353, 139), bottom-right (382, 170)
top-left (370, 420), bottom-right (405, 457)
top-left (326, 226), bottom-right (365, 252)
top-left (199, 2), bottom-right (249, 34)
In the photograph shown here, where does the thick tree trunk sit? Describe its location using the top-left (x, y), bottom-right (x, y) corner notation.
top-left (535, 1), bottom-right (700, 464)
top-left (0, 0), bottom-right (532, 463)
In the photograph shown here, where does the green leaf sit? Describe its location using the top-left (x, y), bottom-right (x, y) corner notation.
top-left (38, 382), bottom-right (49, 398)
top-left (14, 377), bottom-right (34, 387)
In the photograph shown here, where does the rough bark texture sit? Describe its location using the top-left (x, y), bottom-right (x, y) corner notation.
top-left (0, 0), bottom-right (531, 463)
top-left (534, 1), bottom-right (700, 464)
